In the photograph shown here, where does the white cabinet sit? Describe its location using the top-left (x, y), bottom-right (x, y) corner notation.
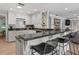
top-left (32, 12), bottom-right (42, 28)
top-left (8, 12), bottom-right (16, 24)
top-left (8, 11), bottom-right (32, 25)
top-left (51, 16), bottom-right (54, 29)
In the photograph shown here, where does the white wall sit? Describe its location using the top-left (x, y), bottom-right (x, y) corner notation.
top-left (0, 10), bottom-right (7, 16)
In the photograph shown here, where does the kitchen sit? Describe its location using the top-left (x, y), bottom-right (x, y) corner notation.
top-left (0, 3), bottom-right (79, 55)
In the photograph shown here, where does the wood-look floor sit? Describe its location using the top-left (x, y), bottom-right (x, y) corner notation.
top-left (69, 42), bottom-right (79, 55)
top-left (0, 36), bottom-right (79, 55)
top-left (0, 37), bottom-right (16, 55)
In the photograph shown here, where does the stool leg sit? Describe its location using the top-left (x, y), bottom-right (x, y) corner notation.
top-left (69, 41), bottom-right (72, 55)
top-left (56, 47), bottom-right (58, 55)
top-left (31, 49), bottom-right (34, 55)
top-left (63, 43), bottom-right (65, 55)
top-left (67, 41), bottom-right (70, 55)
top-left (59, 43), bottom-right (63, 55)
top-left (69, 38), bottom-right (72, 55)
top-left (57, 43), bottom-right (60, 55)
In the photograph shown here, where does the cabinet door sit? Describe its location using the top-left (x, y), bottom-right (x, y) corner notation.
top-left (8, 12), bottom-right (16, 24)
top-left (8, 31), bottom-right (16, 42)
top-left (51, 17), bottom-right (54, 29)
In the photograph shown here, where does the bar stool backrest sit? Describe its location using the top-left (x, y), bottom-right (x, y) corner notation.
top-left (70, 32), bottom-right (77, 38)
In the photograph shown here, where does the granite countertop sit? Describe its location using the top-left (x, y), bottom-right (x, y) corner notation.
top-left (8, 28), bottom-right (27, 31)
top-left (16, 30), bottom-right (70, 41)
top-left (8, 28), bottom-right (54, 31)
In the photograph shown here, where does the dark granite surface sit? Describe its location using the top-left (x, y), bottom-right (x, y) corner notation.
top-left (8, 28), bottom-right (27, 31)
top-left (16, 30), bottom-right (70, 41)
top-left (8, 28), bottom-right (54, 31)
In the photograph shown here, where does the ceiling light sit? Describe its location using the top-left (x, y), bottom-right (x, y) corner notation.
top-left (65, 8), bottom-right (68, 10)
top-left (27, 11), bottom-right (32, 14)
top-left (17, 3), bottom-right (24, 8)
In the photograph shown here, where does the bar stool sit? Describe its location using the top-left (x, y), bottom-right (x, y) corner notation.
top-left (61, 33), bottom-right (77, 55)
top-left (69, 32), bottom-right (77, 38)
top-left (30, 39), bottom-right (58, 55)
top-left (69, 32), bottom-right (78, 54)
top-left (57, 34), bottom-right (70, 55)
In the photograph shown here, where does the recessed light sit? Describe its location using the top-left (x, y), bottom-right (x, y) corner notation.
top-left (42, 9), bottom-right (46, 12)
top-left (33, 9), bottom-right (37, 11)
top-left (50, 14), bottom-right (53, 16)
top-left (65, 8), bottom-right (68, 10)
top-left (10, 8), bottom-right (13, 10)
top-left (27, 11), bottom-right (32, 14)
top-left (17, 6), bottom-right (22, 8)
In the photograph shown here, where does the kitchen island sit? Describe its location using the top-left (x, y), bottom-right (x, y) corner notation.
top-left (8, 28), bottom-right (54, 42)
top-left (16, 30), bottom-right (71, 55)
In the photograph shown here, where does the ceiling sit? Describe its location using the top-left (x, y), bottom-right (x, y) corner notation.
top-left (0, 3), bottom-right (79, 18)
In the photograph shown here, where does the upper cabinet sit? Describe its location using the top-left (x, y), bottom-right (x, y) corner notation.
top-left (8, 11), bottom-right (16, 24)
top-left (32, 12), bottom-right (42, 28)
top-left (54, 18), bottom-right (61, 31)
top-left (32, 11), bottom-right (49, 28)
top-left (41, 11), bottom-right (48, 28)
top-left (31, 11), bottom-right (65, 30)
top-left (8, 11), bottom-right (32, 25)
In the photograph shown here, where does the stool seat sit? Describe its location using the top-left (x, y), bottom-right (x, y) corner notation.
top-left (31, 43), bottom-right (56, 55)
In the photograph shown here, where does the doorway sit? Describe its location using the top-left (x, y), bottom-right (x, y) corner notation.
top-left (0, 15), bottom-right (6, 38)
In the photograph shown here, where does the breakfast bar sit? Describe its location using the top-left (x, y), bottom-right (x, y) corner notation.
top-left (16, 30), bottom-right (71, 55)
